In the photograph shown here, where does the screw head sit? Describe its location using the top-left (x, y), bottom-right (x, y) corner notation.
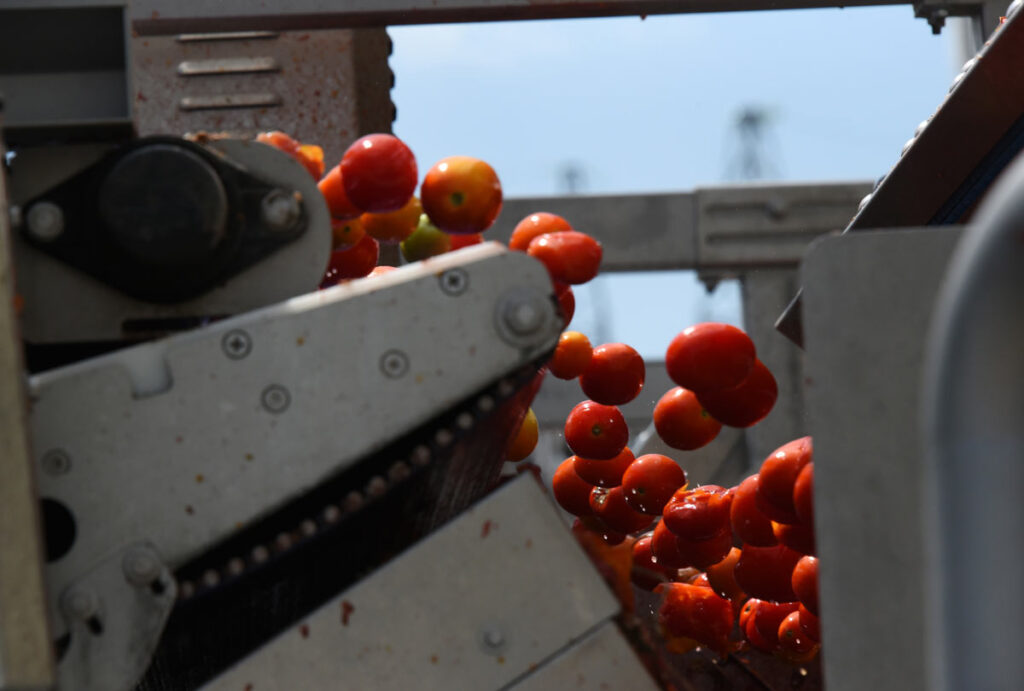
top-left (380, 350), bottom-right (409, 378)
top-left (62, 587), bottom-right (98, 621)
top-left (261, 189), bottom-right (302, 232)
top-left (261, 384), bottom-right (291, 413)
top-left (479, 625), bottom-right (507, 654)
top-left (503, 297), bottom-right (545, 335)
top-left (439, 269), bottom-right (469, 296)
top-left (222, 329), bottom-right (252, 359)
top-left (41, 449), bottom-right (72, 476)
top-left (123, 548), bottom-right (162, 586)
top-left (25, 201), bottom-right (64, 242)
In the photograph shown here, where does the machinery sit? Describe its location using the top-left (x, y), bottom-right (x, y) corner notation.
top-left (1, 1), bottom-right (1021, 690)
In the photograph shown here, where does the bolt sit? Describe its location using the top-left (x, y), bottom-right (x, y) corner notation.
top-left (123, 547), bottom-right (162, 586)
top-left (858, 194), bottom-right (873, 212)
top-left (439, 269), bottom-right (469, 296)
top-left (379, 350), bottom-right (409, 378)
top-left (261, 189), bottom-right (302, 232)
top-left (63, 588), bottom-right (98, 621)
top-left (901, 138), bottom-right (916, 156)
top-left (480, 626), bottom-right (507, 653)
top-left (261, 384), bottom-right (291, 413)
top-left (25, 201), bottom-right (64, 242)
top-left (502, 297), bottom-right (545, 336)
top-left (41, 449), bottom-right (72, 476)
top-left (927, 9), bottom-right (947, 35)
top-left (222, 329), bottom-right (252, 359)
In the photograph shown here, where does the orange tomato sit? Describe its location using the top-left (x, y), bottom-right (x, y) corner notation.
top-left (508, 212), bottom-right (572, 251)
top-left (318, 165), bottom-right (363, 220)
top-left (506, 407), bottom-right (538, 462)
top-left (420, 156), bottom-right (502, 234)
top-left (360, 196), bottom-right (422, 244)
top-left (653, 386), bottom-right (723, 451)
top-left (548, 331), bottom-right (593, 380)
top-left (331, 217), bottom-right (366, 250)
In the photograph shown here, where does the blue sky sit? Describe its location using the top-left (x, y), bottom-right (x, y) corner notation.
top-left (388, 8), bottom-right (960, 355)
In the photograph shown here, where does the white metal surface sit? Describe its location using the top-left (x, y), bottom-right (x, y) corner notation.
top-left (14, 139), bottom-right (333, 343)
top-left (30, 243), bottom-right (561, 640)
top-left (202, 474), bottom-right (637, 690)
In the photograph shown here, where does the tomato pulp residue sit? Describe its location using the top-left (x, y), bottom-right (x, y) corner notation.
top-left (341, 600), bottom-right (355, 626)
top-left (481, 520), bottom-right (494, 538)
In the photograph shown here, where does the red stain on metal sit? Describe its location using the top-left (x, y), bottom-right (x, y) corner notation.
top-left (299, 623), bottom-right (310, 638)
top-left (137, 91), bottom-right (148, 102)
top-left (430, 654), bottom-right (439, 664)
top-left (525, 538), bottom-right (533, 549)
top-left (185, 505), bottom-right (195, 515)
top-left (341, 600), bottom-right (355, 626)
top-left (481, 520), bottom-right (494, 538)
top-left (297, 34), bottom-right (310, 41)
top-left (244, 684), bottom-right (253, 691)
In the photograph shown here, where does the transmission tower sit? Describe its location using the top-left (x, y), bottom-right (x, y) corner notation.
top-left (725, 106), bottom-right (779, 181)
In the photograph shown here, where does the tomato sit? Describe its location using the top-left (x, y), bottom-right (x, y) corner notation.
top-left (548, 331), bottom-right (592, 380)
top-left (318, 164), bottom-right (363, 220)
top-left (590, 486), bottom-right (655, 535)
top-left (743, 611), bottom-right (777, 652)
top-left (772, 520), bottom-right (815, 556)
top-left (573, 446), bottom-right (635, 488)
top-left (551, 458), bottom-right (596, 517)
top-left (449, 233), bottom-right (483, 250)
top-left (297, 144), bottom-right (325, 180)
top-left (650, 519), bottom-right (688, 571)
top-left (579, 342), bottom-right (645, 405)
top-left (319, 234), bottom-right (379, 287)
top-left (257, 131), bottom-right (323, 179)
top-left (663, 485), bottom-right (733, 541)
top-left (791, 555), bottom-right (819, 616)
top-left (506, 407), bottom-right (538, 462)
top-left (777, 610), bottom-right (820, 663)
top-left (361, 196), bottom-right (422, 244)
top-left (331, 216), bottom-right (366, 250)
top-left (739, 598), bottom-right (757, 631)
top-left (509, 212), bottom-right (572, 251)
top-left (673, 528), bottom-right (734, 570)
top-left (730, 475), bottom-right (777, 546)
top-left (747, 600), bottom-right (800, 651)
top-left (793, 462), bottom-right (815, 525)
top-left (563, 400), bottom-right (628, 460)
top-left (653, 387), bottom-right (722, 451)
top-left (697, 359), bottom-right (778, 428)
top-left (689, 572), bottom-right (712, 588)
top-left (657, 582), bottom-right (737, 656)
top-left (733, 544), bottom-right (802, 603)
top-left (621, 454), bottom-right (687, 515)
top-left (419, 156), bottom-right (502, 234)
top-left (576, 515), bottom-right (627, 546)
top-left (757, 437), bottom-right (813, 524)
top-left (368, 265), bottom-right (396, 277)
top-left (400, 214), bottom-right (451, 262)
top-left (631, 533), bottom-right (671, 591)
top-left (340, 134), bottom-right (417, 213)
top-left (556, 283), bottom-right (575, 326)
top-left (527, 231), bottom-right (602, 285)
top-left (665, 323), bottom-right (756, 393)
top-left (705, 547), bottom-right (746, 604)
top-left (798, 604), bottom-right (820, 642)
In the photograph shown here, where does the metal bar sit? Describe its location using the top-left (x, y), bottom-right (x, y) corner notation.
top-left (131, 0), bottom-right (910, 35)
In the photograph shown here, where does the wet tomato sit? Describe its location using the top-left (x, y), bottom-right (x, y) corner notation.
top-left (527, 231), bottom-right (602, 285)
top-left (651, 519), bottom-right (688, 570)
top-left (563, 400), bottom-right (628, 460)
top-left (791, 555), bottom-right (819, 616)
top-left (318, 164), bottom-right (363, 220)
top-left (657, 582), bottom-right (737, 657)
top-left (319, 234), bottom-right (379, 286)
top-left (573, 446), bottom-right (634, 488)
top-left (674, 528), bottom-right (734, 570)
top-left (420, 156), bottom-right (502, 234)
top-left (665, 323), bottom-right (756, 393)
top-left (621, 454), bottom-right (687, 515)
top-left (757, 437), bottom-right (812, 524)
top-left (331, 216), bottom-right (366, 250)
top-left (580, 343), bottom-right (645, 405)
top-left (506, 407), bottom-right (538, 462)
top-left (730, 475), bottom-right (777, 546)
top-left (772, 520), bottom-right (815, 556)
top-left (340, 134), bottom-right (418, 213)
top-left (793, 461), bottom-right (815, 525)
top-left (798, 604), bottom-right (820, 642)
top-left (733, 544), bottom-right (802, 603)
top-left (590, 486), bottom-right (655, 535)
top-left (697, 359), bottom-right (778, 428)
top-left (509, 212), bottom-right (572, 251)
top-left (632, 533), bottom-right (671, 591)
top-left (689, 572), bottom-right (712, 588)
top-left (360, 196), bottom-right (422, 244)
top-left (653, 386), bottom-right (722, 451)
top-left (548, 331), bottom-right (593, 380)
top-left (552, 458), bottom-right (596, 517)
top-left (663, 485), bottom-right (733, 541)
top-left (746, 600), bottom-right (799, 652)
top-left (705, 547), bottom-right (746, 604)
top-left (777, 610), bottom-right (820, 663)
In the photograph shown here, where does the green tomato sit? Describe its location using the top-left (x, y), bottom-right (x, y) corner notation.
top-left (401, 214), bottom-right (452, 262)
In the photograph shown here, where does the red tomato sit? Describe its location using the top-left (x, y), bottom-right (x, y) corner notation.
top-left (319, 234), bottom-right (379, 286)
top-left (665, 323), bottom-right (756, 393)
top-left (563, 400), bottom-right (628, 460)
top-left (576, 515), bottom-right (626, 546)
top-left (657, 582), bottom-right (737, 656)
top-left (556, 284), bottom-right (575, 326)
top-left (551, 458), bottom-right (596, 517)
top-left (747, 600), bottom-right (800, 651)
top-left (689, 572), bottom-right (712, 588)
top-left (527, 231), bottom-right (602, 285)
top-left (730, 475), bottom-right (777, 546)
top-left (257, 131), bottom-right (323, 179)
top-left (548, 331), bottom-right (592, 380)
top-left (777, 610), bottom-right (820, 663)
top-left (318, 164), bottom-right (363, 220)
top-left (653, 387), bottom-right (722, 451)
top-left (509, 212), bottom-right (572, 251)
top-left (621, 454), bottom-right (687, 515)
top-left (793, 462), bottom-right (815, 525)
top-left (360, 196), bottom-right (422, 244)
top-left (739, 598), bottom-right (757, 631)
top-left (798, 604), bottom-right (820, 642)
top-left (631, 533), bottom-right (671, 591)
top-left (420, 156), bottom-right (502, 234)
top-left (734, 544), bottom-right (802, 603)
top-left (650, 519), bottom-right (687, 570)
top-left (663, 485), bottom-right (733, 541)
top-left (772, 520), bottom-right (816, 556)
top-left (674, 528), bottom-right (734, 570)
top-left (757, 437), bottom-right (813, 524)
top-left (590, 486), bottom-right (655, 535)
top-left (449, 233), bottom-right (483, 250)
top-left (331, 216), bottom-right (366, 250)
top-left (791, 555), bottom-right (820, 616)
top-left (579, 342), bottom-right (645, 406)
top-left (340, 134), bottom-right (417, 213)
top-left (705, 547), bottom-right (746, 604)
top-left (573, 446), bottom-right (634, 488)
top-left (697, 359), bottom-right (778, 428)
